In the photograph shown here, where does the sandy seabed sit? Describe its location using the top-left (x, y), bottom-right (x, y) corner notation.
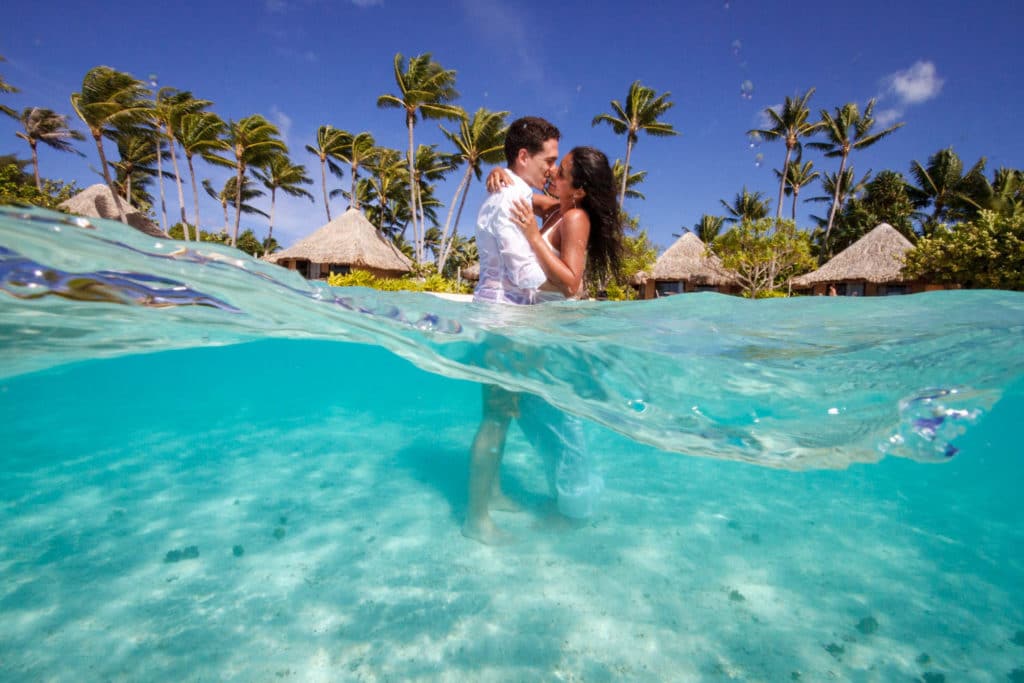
top-left (1, 353), bottom-right (1022, 682)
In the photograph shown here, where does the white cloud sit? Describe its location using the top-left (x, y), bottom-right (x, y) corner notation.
top-left (883, 60), bottom-right (944, 105)
top-left (270, 106), bottom-right (293, 146)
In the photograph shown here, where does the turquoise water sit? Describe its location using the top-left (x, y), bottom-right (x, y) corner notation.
top-left (1, 207), bottom-right (1023, 681)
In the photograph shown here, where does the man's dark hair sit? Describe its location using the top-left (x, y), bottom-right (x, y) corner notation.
top-left (504, 116), bottom-right (560, 166)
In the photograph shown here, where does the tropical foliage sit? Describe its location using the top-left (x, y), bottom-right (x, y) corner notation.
top-left (711, 218), bottom-right (815, 298)
top-left (903, 208), bottom-right (1024, 290)
top-left (15, 107), bottom-right (84, 190)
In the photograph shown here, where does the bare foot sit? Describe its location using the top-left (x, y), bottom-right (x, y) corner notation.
top-left (462, 516), bottom-right (517, 545)
top-left (490, 492), bottom-right (523, 513)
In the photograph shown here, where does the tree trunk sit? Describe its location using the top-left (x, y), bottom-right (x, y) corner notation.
top-left (95, 132), bottom-right (128, 224)
top-left (791, 187), bottom-right (799, 221)
top-left (156, 128), bottom-right (170, 235)
top-left (221, 200), bottom-right (229, 234)
top-left (268, 187), bottom-right (276, 242)
top-left (438, 166), bottom-right (472, 272)
top-left (187, 153), bottom-right (201, 238)
top-left (776, 144), bottom-right (793, 220)
top-left (232, 161), bottom-right (244, 246)
top-left (351, 162), bottom-right (359, 210)
top-left (619, 137), bottom-right (635, 207)
top-left (320, 157), bottom-right (331, 222)
top-left (406, 114), bottom-right (418, 263)
top-left (168, 131), bottom-right (188, 233)
top-left (823, 153), bottom-right (848, 255)
top-left (30, 140), bottom-right (41, 191)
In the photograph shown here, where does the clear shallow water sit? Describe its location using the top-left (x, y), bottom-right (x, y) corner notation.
top-left (1, 207), bottom-right (1023, 681)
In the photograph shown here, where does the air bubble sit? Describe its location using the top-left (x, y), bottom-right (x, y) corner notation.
top-left (754, 153), bottom-right (764, 167)
top-left (731, 39), bottom-right (742, 56)
top-left (627, 399), bottom-right (648, 414)
top-left (740, 80), bottom-right (754, 100)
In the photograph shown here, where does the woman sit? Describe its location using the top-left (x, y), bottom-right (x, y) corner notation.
top-left (492, 145), bottom-right (624, 299)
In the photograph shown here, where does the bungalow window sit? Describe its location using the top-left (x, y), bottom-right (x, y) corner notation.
top-left (656, 281), bottom-right (685, 296)
top-left (328, 265), bottom-right (351, 276)
top-left (880, 284), bottom-right (907, 296)
top-left (837, 283), bottom-right (864, 296)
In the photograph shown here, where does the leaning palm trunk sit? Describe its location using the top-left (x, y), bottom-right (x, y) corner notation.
top-left (233, 163), bottom-right (244, 246)
top-left (319, 158), bottom-right (330, 222)
top-left (437, 166), bottom-right (472, 272)
top-left (93, 133), bottom-right (127, 223)
top-left (268, 187), bottom-right (277, 244)
top-left (155, 132), bottom-right (171, 235)
top-left (619, 138), bottom-right (635, 206)
top-left (29, 141), bottom-right (41, 191)
top-left (776, 145), bottom-right (793, 220)
top-left (168, 135), bottom-right (188, 234)
top-left (791, 188), bottom-right (799, 221)
top-left (186, 154), bottom-right (201, 238)
top-left (823, 153), bottom-right (849, 254)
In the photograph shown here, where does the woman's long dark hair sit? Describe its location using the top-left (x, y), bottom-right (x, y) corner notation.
top-left (569, 146), bottom-right (623, 284)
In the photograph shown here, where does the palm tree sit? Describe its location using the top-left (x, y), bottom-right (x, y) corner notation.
top-left (253, 154), bottom-right (313, 245)
top-left (774, 158), bottom-right (819, 220)
top-left (720, 187), bottom-right (770, 223)
top-left (592, 80), bottom-right (679, 206)
top-left (153, 88), bottom-right (212, 237)
top-left (748, 87), bottom-right (821, 219)
top-left (177, 111), bottom-right (228, 236)
top-left (363, 147), bottom-right (411, 238)
top-left (16, 107), bottom-right (85, 190)
top-left (409, 143), bottom-right (455, 262)
top-left (217, 115), bottom-right (286, 246)
top-left (71, 66), bottom-right (152, 223)
top-left (988, 167), bottom-right (1024, 216)
top-left (907, 147), bottom-right (990, 233)
top-left (203, 176), bottom-right (268, 236)
top-left (691, 214), bottom-right (726, 243)
top-left (807, 99), bottom-right (903, 252)
top-left (110, 129), bottom-right (162, 209)
top-left (336, 131), bottom-right (377, 211)
top-left (377, 53), bottom-right (464, 263)
top-left (437, 107), bottom-right (508, 273)
top-left (305, 125), bottom-right (349, 222)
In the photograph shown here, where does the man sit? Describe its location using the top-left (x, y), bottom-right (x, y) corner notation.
top-left (462, 117), bottom-right (563, 545)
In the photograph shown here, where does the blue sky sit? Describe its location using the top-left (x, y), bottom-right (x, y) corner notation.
top-left (2, 0), bottom-right (1021, 252)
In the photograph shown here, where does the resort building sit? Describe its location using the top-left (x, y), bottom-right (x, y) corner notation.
top-left (59, 184), bottom-right (167, 238)
top-left (266, 207), bottom-right (412, 280)
top-left (637, 232), bottom-right (740, 298)
top-left (792, 223), bottom-right (938, 296)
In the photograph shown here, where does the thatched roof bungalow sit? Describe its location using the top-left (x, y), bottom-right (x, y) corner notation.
top-left (792, 223), bottom-right (940, 296)
top-left (460, 261), bottom-right (479, 282)
top-left (639, 232), bottom-right (740, 298)
top-left (266, 208), bottom-right (412, 279)
top-left (58, 184), bottom-right (166, 238)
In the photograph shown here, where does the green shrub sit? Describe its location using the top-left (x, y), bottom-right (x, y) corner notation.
top-left (327, 269), bottom-right (472, 294)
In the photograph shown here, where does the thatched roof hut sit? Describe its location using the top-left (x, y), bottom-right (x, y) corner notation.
top-left (461, 261), bottom-right (479, 281)
top-left (59, 184), bottom-right (166, 238)
top-left (266, 207), bottom-right (412, 279)
top-left (643, 232), bottom-right (738, 297)
top-left (793, 223), bottom-right (925, 296)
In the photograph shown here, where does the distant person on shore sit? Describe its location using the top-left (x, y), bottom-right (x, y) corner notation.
top-left (828, 284), bottom-right (837, 296)
top-left (463, 115), bottom-right (623, 545)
